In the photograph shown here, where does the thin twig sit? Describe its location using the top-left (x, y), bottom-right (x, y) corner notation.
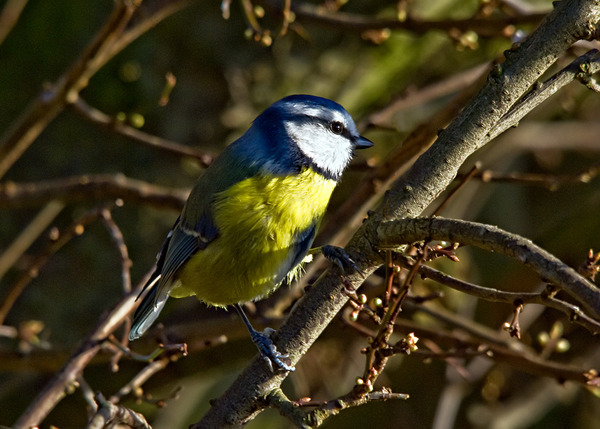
top-left (0, 0), bottom-right (193, 179)
top-left (0, 200), bottom-right (65, 280)
top-left (0, 0), bottom-right (140, 179)
top-left (100, 206), bottom-right (133, 371)
top-left (0, 202), bottom-right (117, 326)
top-left (100, 206), bottom-right (132, 294)
top-left (390, 318), bottom-right (596, 383)
top-left (109, 358), bottom-right (169, 403)
top-left (77, 375), bottom-right (98, 418)
top-left (71, 97), bottom-right (213, 165)
top-left (431, 163), bottom-right (481, 216)
top-left (263, 0), bottom-right (547, 37)
top-left (104, 0), bottom-right (193, 60)
top-left (0, 174), bottom-right (187, 211)
top-left (464, 161), bottom-right (600, 190)
top-left (401, 259), bottom-right (600, 334)
top-left (488, 49), bottom-right (600, 142)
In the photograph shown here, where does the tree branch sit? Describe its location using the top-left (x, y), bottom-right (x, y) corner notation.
top-left (0, 200), bottom-right (64, 280)
top-left (402, 259), bottom-right (600, 334)
top-left (0, 0), bottom-right (28, 46)
top-left (391, 318), bottom-right (596, 384)
top-left (85, 392), bottom-right (151, 429)
top-left (0, 0), bottom-right (192, 179)
top-left (71, 97), bottom-right (213, 165)
top-left (193, 1), bottom-right (600, 427)
top-left (264, 0), bottom-right (547, 38)
top-left (378, 217), bottom-right (600, 319)
top-left (488, 48), bottom-right (600, 141)
top-left (0, 0), bottom-right (140, 179)
top-left (461, 160), bottom-right (600, 190)
top-left (0, 174), bottom-right (187, 210)
top-left (267, 386), bottom-right (409, 428)
top-left (0, 203), bottom-right (118, 326)
top-left (370, 1), bottom-right (600, 225)
top-left (13, 275), bottom-right (148, 429)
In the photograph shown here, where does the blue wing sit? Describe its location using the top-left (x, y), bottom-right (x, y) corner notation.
top-left (130, 216), bottom-right (205, 340)
top-left (130, 127), bottom-right (303, 340)
top-left (130, 142), bottom-right (257, 340)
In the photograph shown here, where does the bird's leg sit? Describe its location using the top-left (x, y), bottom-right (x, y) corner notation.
top-left (319, 245), bottom-right (365, 278)
top-left (234, 304), bottom-right (295, 372)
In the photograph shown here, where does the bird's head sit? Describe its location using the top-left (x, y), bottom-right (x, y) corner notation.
top-left (252, 95), bottom-right (373, 181)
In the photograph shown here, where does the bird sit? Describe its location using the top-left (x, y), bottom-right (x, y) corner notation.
top-left (129, 94), bottom-right (373, 371)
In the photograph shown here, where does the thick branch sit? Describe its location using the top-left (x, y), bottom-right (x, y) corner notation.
top-left (378, 217), bottom-right (600, 319)
top-left (369, 0), bottom-right (600, 224)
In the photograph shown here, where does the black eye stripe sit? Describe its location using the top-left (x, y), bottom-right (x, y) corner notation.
top-left (338, 125), bottom-right (353, 140)
top-left (328, 120), bottom-right (354, 140)
top-left (294, 115), bottom-right (354, 141)
top-left (320, 118), bottom-right (350, 137)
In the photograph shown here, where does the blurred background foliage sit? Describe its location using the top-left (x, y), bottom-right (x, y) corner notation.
top-left (1, 0), bottom-right (600, 428)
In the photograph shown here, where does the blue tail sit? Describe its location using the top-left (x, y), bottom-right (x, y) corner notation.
top-left (129, 275), bottom-right (168, 340)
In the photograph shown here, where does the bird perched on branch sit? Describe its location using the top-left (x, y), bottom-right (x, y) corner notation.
top-left (129, 94), bottom-right (373, 371)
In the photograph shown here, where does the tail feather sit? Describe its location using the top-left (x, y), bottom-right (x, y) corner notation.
top-left (129, 275), bottom-right (168, 341)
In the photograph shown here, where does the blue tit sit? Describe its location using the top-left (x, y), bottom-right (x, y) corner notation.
top-left (129, 94), bottom-right (373, 371)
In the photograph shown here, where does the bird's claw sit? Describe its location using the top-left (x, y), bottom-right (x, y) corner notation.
top-left (321, 245), bottom-right (365, 278)
top-left (250, 328), bottom-right (295, 372)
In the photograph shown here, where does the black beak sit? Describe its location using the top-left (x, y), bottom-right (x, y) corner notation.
top-left (354, 135), bottom-right (374, 149)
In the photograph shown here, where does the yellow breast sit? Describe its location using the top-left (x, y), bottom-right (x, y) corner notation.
top-left (173, 168), bottom-right (336, 305)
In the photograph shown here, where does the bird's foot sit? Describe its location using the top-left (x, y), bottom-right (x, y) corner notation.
top-left (250, 327), bottom-right (295, 372)
top-left (321, 245), bottom-right (364, 278)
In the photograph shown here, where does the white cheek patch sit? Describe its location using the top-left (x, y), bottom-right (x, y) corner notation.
top-left (285, 121), bottom-right (353, 178)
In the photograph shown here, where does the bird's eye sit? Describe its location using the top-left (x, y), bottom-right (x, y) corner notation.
top-left (329, 121), bottom-right (344, 135)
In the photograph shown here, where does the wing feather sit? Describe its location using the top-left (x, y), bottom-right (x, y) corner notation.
top-left (130, 136), bottom-right (276, 339)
